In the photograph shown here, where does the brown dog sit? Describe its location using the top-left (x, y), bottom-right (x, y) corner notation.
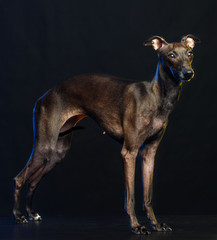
top-left (13, 35), bottom-right (200, 234)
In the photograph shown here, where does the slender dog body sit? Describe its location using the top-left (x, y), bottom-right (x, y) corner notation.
top-left (13, 35), bottom-right (199, 234)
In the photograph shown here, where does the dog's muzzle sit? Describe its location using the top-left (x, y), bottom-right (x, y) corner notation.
top-left (184, 69), bottom-right (194, 80)
top-left (181, 69), bottom-right (194, 82)
top-left (179, 69), bottom-right (194, 82)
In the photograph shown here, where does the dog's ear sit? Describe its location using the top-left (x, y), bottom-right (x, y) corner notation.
top-left (144, 36), bottom-right (168, 51)
top-left (181, 34), bottom-right (200, 49)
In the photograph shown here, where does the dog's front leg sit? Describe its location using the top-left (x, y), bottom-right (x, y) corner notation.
top-left (121, 146), bottom-right (150, 235)
top-left (140, 133), bottom-right (172, 232)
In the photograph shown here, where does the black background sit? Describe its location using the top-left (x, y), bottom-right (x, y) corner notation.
top-left (1, 0), bottom-right (217, 218)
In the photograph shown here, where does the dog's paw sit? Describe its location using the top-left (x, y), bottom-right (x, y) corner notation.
top-left (152, 223), bottom-right (172, 232)
top-left (15, 215), bottom-right (28, 224)
top-left (28, 213), bottom-right (42, 222)
top-left (132, 225), bottom-right (151, 235)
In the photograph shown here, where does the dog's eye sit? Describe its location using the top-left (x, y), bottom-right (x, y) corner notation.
top-left (168, 53), bottom-right (175, 59)
top-left (187, 51), bottom-right (193, 57)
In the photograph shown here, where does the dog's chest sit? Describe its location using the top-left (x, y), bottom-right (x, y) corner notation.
top-left (148, 118), bottom-right (166, 137)
top-left (152, 118), bottom-right (165, 131)
top-left (139, 113), bottom-right (166, 137)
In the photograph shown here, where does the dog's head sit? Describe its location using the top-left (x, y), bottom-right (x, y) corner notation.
top-left (144, 35), bottom-right (200, 82)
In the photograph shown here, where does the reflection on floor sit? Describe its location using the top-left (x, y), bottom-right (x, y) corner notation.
top-left (1, 215), bottom-right (217, 240)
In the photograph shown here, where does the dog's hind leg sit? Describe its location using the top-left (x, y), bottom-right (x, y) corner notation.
top-left (13, 89), bottom-right (86, 223)
top-left (26, 133), bottom-right (73, 221)
top-left (13, 148), bottom-right (49, 223)
top-left (13, 100), bottom-right (61, 223)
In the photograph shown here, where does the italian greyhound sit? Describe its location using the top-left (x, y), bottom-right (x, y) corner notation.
top-left (13, 34), bottom-right (200, 234)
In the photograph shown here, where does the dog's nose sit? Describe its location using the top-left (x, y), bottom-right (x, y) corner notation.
top-left (183, 70), bottom-right (194, 80)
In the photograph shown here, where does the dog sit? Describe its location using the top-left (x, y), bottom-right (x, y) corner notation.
top-left (13, 34), bottom-right (200, 235)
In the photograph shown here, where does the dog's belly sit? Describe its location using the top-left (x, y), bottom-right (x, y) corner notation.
top-left (102, 122), bottom-right (123, 140)
top-left (96, 116), bottom-right (124, 140)
top-left (59, 110), bottom-right (124, 141)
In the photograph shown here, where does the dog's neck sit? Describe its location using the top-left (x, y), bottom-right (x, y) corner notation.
top-left (152, 60), bottom-right (183, 114)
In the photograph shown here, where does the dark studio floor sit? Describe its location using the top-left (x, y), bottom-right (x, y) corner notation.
top-left (1, 215), bottom-right (217, 240)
